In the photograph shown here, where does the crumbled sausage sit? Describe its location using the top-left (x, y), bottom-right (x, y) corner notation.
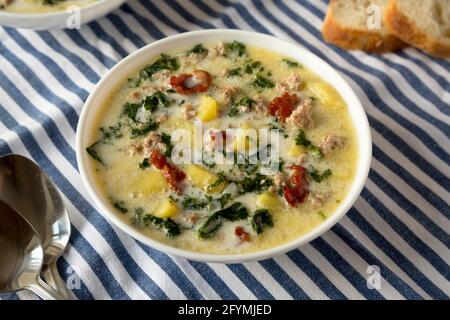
top-left (235, 226), bottom-right (251, 242)
top-left (309, 192), bottom-right (329, 208)
top-left (182, 103), bottom-right (197, 119)
top-left (143, 132), bottom-right (166, 156)
top-left (253, 95), bottom-right (267, 113)
top-left (286, 98), bottom-right (314, 129)
top-left (276, 73), bottom-right (303, 93)
top-left (215, 42), bottom-right (227, 56)
top-left (156, 113), bottom-right (169, 123)
top-left (217, 86), bottom-right (238, 106)
top-left (128, 141), bottom-right (143, 156)
top-left (184, 213), bottom-right (199, 225)
top-left (318, 135), bottom-right (345, 155)
top-left (269, 172), bottom-right (287, 193)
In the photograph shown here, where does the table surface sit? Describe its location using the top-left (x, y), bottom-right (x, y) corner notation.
top-left (0, 0), bottom-right (449, 300)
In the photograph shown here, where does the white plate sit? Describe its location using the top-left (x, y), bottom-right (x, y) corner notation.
top-left (76, 30), bottom-right (372, 263)
top-left (0, 0), bottom-right (126, 29)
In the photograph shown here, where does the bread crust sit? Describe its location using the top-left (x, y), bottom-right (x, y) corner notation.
top-left (322, 2), bottom-right (406, 53)
top-left (384, 0), bottom-right (450, 58)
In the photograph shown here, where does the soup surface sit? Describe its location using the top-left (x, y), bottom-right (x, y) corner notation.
top-left (0, 0), bottom-right (97, 13)
top-left (86, 42), bottom-right (358, 254)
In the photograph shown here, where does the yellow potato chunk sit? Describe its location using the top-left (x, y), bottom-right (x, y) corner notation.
top-left (127, 170), bottom-right (168, 196)
top-left (184, 164), bottom-right (226, 193)
top-left (287, 144), bottom-right (306, 157)
top-left (307, 81), bottom-right (344, 109)
top-left (256, 192), bottom-right (281, 209)
top-left (233, 128), bottom-right (258, 152)
top-left (197, 96), bottom-right (218, 122)
top-left (154, 198), bottom-right (179, 219)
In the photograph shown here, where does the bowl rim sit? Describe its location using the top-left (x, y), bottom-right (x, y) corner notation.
top-left (0, 0), bottom-right (120, 18)
top-left (76, 29), bottom-right (372, 263)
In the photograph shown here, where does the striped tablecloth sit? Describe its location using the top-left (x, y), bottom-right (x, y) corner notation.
top-left (0, 0), bottom-right (449, 300)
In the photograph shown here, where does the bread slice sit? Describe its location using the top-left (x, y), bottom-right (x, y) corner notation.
top-left (385, 0), bottom-right (450, 58)
top-left (322, 0), bottom-right (406, 52)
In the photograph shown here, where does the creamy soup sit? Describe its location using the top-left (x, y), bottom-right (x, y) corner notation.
top-left (86, 42), bottom-right (358, 254)
top-left (0, 0), bottom-right (98, 13)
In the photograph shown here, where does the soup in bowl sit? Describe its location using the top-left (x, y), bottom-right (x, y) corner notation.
top-left (76, 30), bottom-right (371, 263)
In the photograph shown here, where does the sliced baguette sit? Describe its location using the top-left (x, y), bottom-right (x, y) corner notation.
top-left (385, 0), bottom-right (450, 58)
top-left (322, 0), bottom-right (406, 52)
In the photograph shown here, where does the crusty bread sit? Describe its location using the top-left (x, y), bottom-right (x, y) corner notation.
top-left (385, 0), bottom-right (450, 57)
top-left (322, 0), bottom-right (406, 52)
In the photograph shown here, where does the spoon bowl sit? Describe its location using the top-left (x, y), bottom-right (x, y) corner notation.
top-left (0, 154), bottom-right (72, 298)
top-left (0, 199), bottom-right (65, 299)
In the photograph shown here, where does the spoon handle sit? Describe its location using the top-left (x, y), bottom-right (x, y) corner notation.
top-left (26, 276), bottom-right (67, 300)
top-left (42, 260), bottom-right (75, 300)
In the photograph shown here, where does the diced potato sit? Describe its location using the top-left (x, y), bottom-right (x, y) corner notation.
top-left (154, 198), bottom-right (178, 218)
top-left (287, 144), bottom-right (306, 157)
top-left (257, 192), bottom-right (281, 209)
top-left (197, 96), bottom-right (218, 122)
top-left (240, 121), bottom-right (253, 130)
top-left (127, 170), bottom-right (168, 196)
top-left (233, 128), bottom-right (257, 152)
top-left (307, 81), bottom-right (344, 109)
top-left (184, 164), bottom-right (226, 193)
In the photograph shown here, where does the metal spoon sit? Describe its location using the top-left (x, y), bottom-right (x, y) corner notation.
top-left (0, 199), bottom-right (65, 300)
top-left (0, 154), bottom-right (72, 299)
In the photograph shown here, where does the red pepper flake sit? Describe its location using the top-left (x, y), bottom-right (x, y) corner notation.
top-left (268, 92), bottom-right (299, 122)
top-left (150, 149), bottom-right (186, 194)
top-left (235, 226), bottom-right (251, 242)
top-left (283, 165), bottom-right (309, 207)
top-left (170, 70), bottom-right (212, 95)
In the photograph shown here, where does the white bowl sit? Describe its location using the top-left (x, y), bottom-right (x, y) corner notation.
top-left (0, 0), bottom-right (126, 30)
top-left (76, 30), bottom-right (372, 263)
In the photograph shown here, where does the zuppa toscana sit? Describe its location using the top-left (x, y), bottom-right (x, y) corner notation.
top-left (0, 0), bottom-right (98, 12)
top-left (86, 41), bottom-right (358, 254)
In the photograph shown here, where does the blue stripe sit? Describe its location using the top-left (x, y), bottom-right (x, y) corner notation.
top-left (287, 249), bottom-right (347, 299)
top-left (227, 264), bottom-right (274, 299)
top-left (119, 4), bottom-right (166, 40)
top-left (106, 13), bottom-right (147, 48)
top-left (36, 31), bottom-right (99, 84)
top-left (189, 262), bottom-right (239, 299)
top-left (5, 28), bottom-right (89, 103)
top-left (136, 0), bottom-right (189, 33)
top-left (57, 256), bottom-right (95, 300)
top-left (310, 238), bottom-right (385, 299)
top-left (361, 188), bottom-right (450, 278)
top-left (259, 259), bottom-right (310, 299)
top-left (332, 224), bottom-right (423, 299)
top-left (166, 0), bottom-right (216, 29)
top-left (400, 52), bottom-right (450, 89)
top-left (88, 21), bottom-right (129, 58)
top-left (0, 42), bottom-right (79, 132)
top-left (347, 207), bottom-right (448, 299)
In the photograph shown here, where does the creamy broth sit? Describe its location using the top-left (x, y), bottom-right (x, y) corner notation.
top-left (0, 0), bottom-right (98, 13)
top-left (86, 42), bottom-right (358, 254)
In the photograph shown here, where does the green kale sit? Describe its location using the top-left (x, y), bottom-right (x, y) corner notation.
top-left (240, 173), bottom-right (273, 193)
top-left (143, 214), bottom-right (181, 238)
top-left (251, 209), bottom-right (273, 234)
top-left (207, 172), bottom-right (227, 192)
top-left (86, 140), bottom-right (104, 165)
top-left (217, 193), bottom-right (231, 209)
top-left (161, 132), bottom-right (173, 157)
top-left (295, 129), bottom-right (323, 158)
top-left (244, 60), bottom-right (263, 74)
top-left (130, 120), bottom-right (159, 138)
top-left (309, 168), bottom-right (332, 183)
top-left (112, 199), bottom-right (128, 213)
top-left (226, 41), bottom-right (247, 57)
top-left (282, 58), bottom-right (301, 68)
top-left (100, 123), bottom-right (122, 140)
top-left (227, 67), bottom-right (242, 77)
top-left (141, 54), bottom-right (179, 79)
top-left (198, 203), bottom-right (249, 238)
top-left (131, 208), bottom-right (144, 227)
top-left (138, 158), bottom-right (150, 169)
top-left (143, 91), bottom-right (170, 112)
top-left (123, 102), bottom-right (141, 121)
top-left (251, 74), bottom-right (275, 88)
top-left (181, 197), bottom-right (210, 210)
top-left (228, 96), bottom-right (255, 116)
top-left (188, 44), bottom-right (208, 55)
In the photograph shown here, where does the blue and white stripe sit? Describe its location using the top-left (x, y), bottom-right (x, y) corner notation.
top-left (0, 0), bottom-right (448, 300)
